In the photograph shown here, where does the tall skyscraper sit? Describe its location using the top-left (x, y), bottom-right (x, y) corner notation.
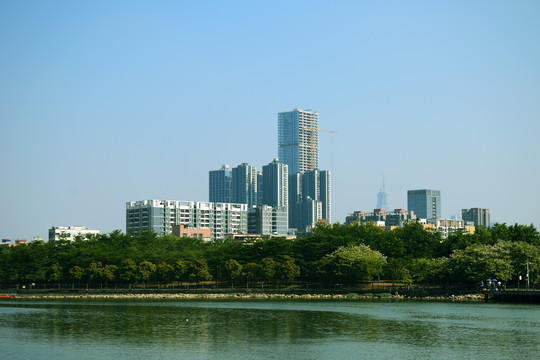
top-left (278, 108), bottom-right (319, 174)
top-left (407, 189), bottom-right (441, 220)
top-left (262, 159), bottom-right (288, 208)
top-left (209, 164), bottom-right (232, 203)
top-left (302, 169), bottom-right (331, 224)
top-left (376, 179), bottom-right (388, 210)
top-left (286, 169), bottom-right (331, 232)
top-left (462, 208), bottom-right (490, 228)
top-left (319, 170), bottom-right (331, 222)
top-left (232, 163), bottom-right (258, 208)
top-left (288, 173), bottom-right (302, 231)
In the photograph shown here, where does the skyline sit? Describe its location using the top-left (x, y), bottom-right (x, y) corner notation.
top-left (1, 1), bottom-right (539, 240)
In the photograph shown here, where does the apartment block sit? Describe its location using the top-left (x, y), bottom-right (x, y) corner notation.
top-left (126, 200), bottom-right (248, 240)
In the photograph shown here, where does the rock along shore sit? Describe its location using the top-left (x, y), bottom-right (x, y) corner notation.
top-left (11, 292), bottom-right (484, 302)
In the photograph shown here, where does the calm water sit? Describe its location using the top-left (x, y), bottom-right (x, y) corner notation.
top-left (1, 299), bottom-right (539, 359)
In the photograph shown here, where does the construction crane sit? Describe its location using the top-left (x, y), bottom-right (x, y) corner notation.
top-left (301, 127), bottom-right (337, 171)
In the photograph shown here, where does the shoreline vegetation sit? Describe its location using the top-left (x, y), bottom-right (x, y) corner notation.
top-left (6, 289), bottom-right (485, 302)
top-left (1, 222), bottom-right (539, 296)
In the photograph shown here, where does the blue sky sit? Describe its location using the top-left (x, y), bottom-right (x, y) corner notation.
top-left (1, 1), bottom-right (539, 240)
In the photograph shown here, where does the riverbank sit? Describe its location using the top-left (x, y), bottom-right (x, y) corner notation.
top-left (7, 292), bottom-right (485, 302)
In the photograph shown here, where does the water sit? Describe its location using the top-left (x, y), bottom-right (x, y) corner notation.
top-left (1, 299), bottom-right (539, 359)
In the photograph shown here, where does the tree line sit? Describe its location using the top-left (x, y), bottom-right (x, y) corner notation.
top-left (1, 222), bottom-right (539, 289)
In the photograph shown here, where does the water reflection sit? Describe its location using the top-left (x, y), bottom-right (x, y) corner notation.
top-left (1, 300), bottom-right (539, 359)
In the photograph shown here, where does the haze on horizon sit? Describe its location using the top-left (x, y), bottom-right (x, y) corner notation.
top-left (1, 1), bottom-right (539, 240)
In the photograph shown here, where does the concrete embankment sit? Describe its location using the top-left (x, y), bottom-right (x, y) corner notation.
top-left (11, 292), bottom-right (484, 302)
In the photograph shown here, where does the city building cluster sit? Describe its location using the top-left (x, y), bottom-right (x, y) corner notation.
top-left (126, 108), bottom-right (332, 240)
top-left (4, 108), bottom-right (492, 243)
top-left (346, 189), bottom-right (490, 238)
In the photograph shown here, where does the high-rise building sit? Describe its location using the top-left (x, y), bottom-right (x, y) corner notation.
top-left (301, 169), bottom-right (331, 224)
top-left (232, 163), bottom-right (258, 208)
top-left (126, 200), bottom-right (248, 240)
top-left (288, 173), bottom-right (302, 231)
top-left (278, 108), bottom-right (319, 174)
top-left (462, 208), bottom-right (490, 228)
top-left (300, 197), bottom-right (323, 232)
top-left (209, 164), bottom-right (232, 203)
top-left (319, 170), bottom-right (331, 223)
top-left (248, 205), bottom-right (288, 236)
top-left (262, 159), bottom-right (288, 208)
top-left (286, 169), bottom-right (331, 232)
top-left (407, 189), bottom-right (441, 220)
top-left (376, 179), bottom-right (388, 210)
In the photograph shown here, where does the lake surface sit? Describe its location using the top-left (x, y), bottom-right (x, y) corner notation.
top-left (1, 299), bottom-right (539, 359)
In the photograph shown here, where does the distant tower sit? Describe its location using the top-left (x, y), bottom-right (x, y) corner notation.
top-left (376, 178), bottom-right (388, 210)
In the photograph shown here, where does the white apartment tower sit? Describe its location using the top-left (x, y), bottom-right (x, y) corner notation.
top-left (278, 108), bottom-right (319, 175)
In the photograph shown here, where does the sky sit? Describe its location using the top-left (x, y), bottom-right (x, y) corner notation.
top-left (1, 0), bottom-right (539, 241)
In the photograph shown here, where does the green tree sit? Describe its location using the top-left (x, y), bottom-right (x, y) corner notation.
top-left (156, 262), bottom-right (174, 287)
top-left (174, 260), bottom-right (188, 286)
top-left (68, 265), bottom-right (85, 288)
top-left (138, 261), bottom-right (157, 288)
top-left (187, 259), bottom-right (211, 285)
top-left (87, 262), bottom-right (103, 285)
top-left (383, 258), bottom-right (411, 283)
top-left (46, 264), bottom-right (63, 287)
top-left (119, 259), bottom-right (138, 286)
top-left (409, 258), bottom-right (449, 285)
top-left (321, 245), bottom-right (387, 285)
top-left (242, 262), bottom-right (259, 287)
top-left (276, 256), bottom-right (300, 285)
top-left (448, 242), bottom-right (513, 283)
top-left (224, 259), bottom-right (243, 287)
top-left (258, 258), bottom-right (277, 286)
top-left (102, 265), bottom-right (118, 287)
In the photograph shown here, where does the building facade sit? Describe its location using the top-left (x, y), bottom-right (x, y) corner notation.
top-left (262, 158), bottom-right (288, 209)
top-left (462, 208), bottom-right (490, 228)
top-left (232, 163), bottom-right (258, 208)
top-left (345, 209), bottom-right (417, 228)
top-left (172, 224), bottom-right (211, 241)
top-left (209, 164), bottom-right (232, 203)
top-left (48, 226), bottom-right (100, 243)
top-left (278, 108), bottom-right (319, 175)
top-left (407, 189), bottom-right (441, 220)
top-left (376, 179), bottom-right (388, 210)
top-left (247, 205), bottom-right (288, 236)
top-left (425, 218), bottom-right (475, 238)
top-left (126, 200), bottom-right (248, 240)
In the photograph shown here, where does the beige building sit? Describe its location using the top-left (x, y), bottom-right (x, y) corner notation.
top-left (172, 224), bottom-right (211, 241)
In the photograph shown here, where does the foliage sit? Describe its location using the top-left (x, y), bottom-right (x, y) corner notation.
top-left (320, 245), bottom-right (386, 284)
top-left (1, 222), bottom-right (539, 288)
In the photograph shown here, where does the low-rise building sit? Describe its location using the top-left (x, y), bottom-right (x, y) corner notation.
top-left (126, 200), bottom-right (248, 240)
top-left (345, 209), bottom-right (417, 228)
top-left (48, 226), bottom-right (100, 243)
top-left (172, 224), bottom-right (211, 241)
top-left (425, 218), bottom-right (475, 238)
top-left (0, 239), bottom-right (28, 247)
